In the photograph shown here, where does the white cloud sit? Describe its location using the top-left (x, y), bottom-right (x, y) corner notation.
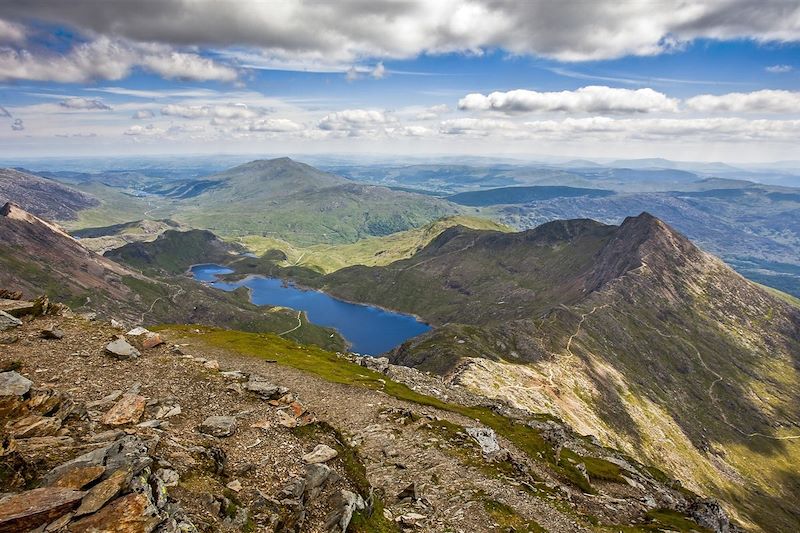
top-left (685, 90), bottom-right (800, 113)
top-left (459, 86), bottom-right (679, 114)
top-left (0, 36), bottom-right (238, 83)
top-left (245, 118), bottom-right (303, 132)
top-left (318, 109), bottom-right (395, 133)
top-left (124, 123), bottom-right (165, 136)
top-left (160, 103), bottom-right (267, 120)
top-left (3, 1), bottom-right (799, 63)
top-left (765, 64), bottom-right (793, 73)
top-left (132, 109), bottom-right (155, 119)
top-left (371, 62), bottom-right (386, 79)
top-left (0, 18), bottom-right (25, 44)
top-left (440, 117), bottom-right (518, 136)
top-left (414, 104), bottom-right (450, 120)
top-left (59, 97), bottom-right (112, 110)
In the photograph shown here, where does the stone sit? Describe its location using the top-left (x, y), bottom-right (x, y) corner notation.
top-left (105, 339), bottom-right (141, 360)
top-left (302, 444), bottom-right (338, 464)
top-left (226, 480), bottom-right (242, 492)
top-left (142, 333), bottom-right (164, 350)
top-left (359, 356), bottom-right (390, 374)
top-left (466, 427), bottom-right (501, 455)
top-left (0, 299), bottom-right (35, 318)
top-left (0, 310), bottom-right (22, 331)
top-left (86, 429), bottom-right (125, 443)
top-left (69, 492), bottom-right (162, 533)
top-left (198, 415), bottom-right (236, 437)
top-left (110, 319), bottom-right (125, 329)
top-left (126, 327), bottom-right (150, 336)
top-left (0, 487), bottom-right (85, 532)
top-left (50, 465), bottom-right (106, 490)
top-left (396, 482), bottom-right (420, 502)
top-left (40, 327), bottom-right (64, 340)
top-left (15, 436), bottom-right (75, 454)
top-left (0, 370), bottom-right (32, 396)
top-left (221, 370), bottom-right (247, 381)
top-left (101, 394), bottom-right (146, 426)
top-left (304, 463), bottom-right (331, 500)
top-left (202, 359), bottom-right (220, 371)
top-left (155, 468), bottom-right (179, 487)
top-left (276, 410), bottom-right (298, 428)
top-left (155, 404), bottom-right (181, 419)
top-left (7, 414), bottom-right (62, 438)
top-left (74, 468), bottom-right (130, 516)
top-left (396, 512), bottom-right (427, 526)
top-left (45, 511), bottom-right (73, 531)
top-left (244, 378), bottom-right (288, 400)
top-left (324, 490), bottom-right (365, 533)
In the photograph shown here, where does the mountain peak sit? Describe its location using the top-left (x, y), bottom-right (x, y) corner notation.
top-left (1, 201), bottom-right (76, 241)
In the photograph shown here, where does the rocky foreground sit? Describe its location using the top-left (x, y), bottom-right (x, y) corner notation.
top-left (1, 295), bottom-right (736, 532)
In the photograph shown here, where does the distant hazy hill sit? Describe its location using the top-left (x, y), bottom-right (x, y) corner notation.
top-left (0, 168), bottom-right (98, 220)
top-left (174, 157), bottom-right (458, 245)
top-left (318, 213), bottom-right (800, 531)
top-left (447, 185), bottom-right (614, 206)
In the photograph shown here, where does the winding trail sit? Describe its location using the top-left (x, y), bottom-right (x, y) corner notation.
top-left (139, 281), bottom-right (185, 324)
top-left (618, 310), bottom-right (800, 442)
top-left (278, 311), bottom-right (303, 336)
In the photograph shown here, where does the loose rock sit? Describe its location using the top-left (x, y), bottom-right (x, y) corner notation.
top-left (105, 339), bottom-right (141, 360)
top-left (198, 416), bottom-right (236, 437)
top-left (101, 393), bottom-right (146, 426)
top-left (0, 370), bottom-right (33, 396)
top-left (302, 444), bottom-right (338, 464)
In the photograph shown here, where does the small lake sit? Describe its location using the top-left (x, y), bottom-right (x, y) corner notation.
top-left (190, 264), bottom-right (430, 355)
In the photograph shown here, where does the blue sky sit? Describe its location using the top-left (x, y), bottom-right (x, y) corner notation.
top-left (1, 1), bottom-right (799, 162)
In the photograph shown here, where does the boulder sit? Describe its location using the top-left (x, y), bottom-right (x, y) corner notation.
top-left (0, 371), bottom-right (32, 396)
top-left (302, 444), bottom-right (338, 464)
top-left (101, 394), bottom-right (146, 426)
top-left (466, 427), bottom-right (501, 455)
top-left (324, 490), bottom-right (365, 533)
top-left (126, 327), bottom-right (150, 336)
top-left (203, 360), bottom-right (220, 371)
top-left (0, 310), bottom-right (22, 331)
top-left (245, 378), bottom-right (288, 400)
top-left (40, 327), bottom-right (64, 340)
top-left (74, 468), bottom-right (130, 516)
top-left (0, 487), bottom-right (85, 533)
top-left (105, 339), bottom-right (141, 360)
top-left (359, 356), bottom-right (390, 374)
top-left (49, 465), bottom-right (106, 490)
top-left (198, 416), bottom-right (236, 437)
top-left (69, 492), bottom-right (162, 533)
top-left (142, 333), bottom-right (164, 350)
top-left (0, 299), bottom-right (35, 318)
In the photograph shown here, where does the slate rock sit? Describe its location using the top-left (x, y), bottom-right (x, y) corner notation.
top-left (40, 327), bottom-right (64, 340)
top-left (0, 487), bottom-right (85, 532)
top-left (0, 371), bottom-right (32, 396)
top-left (74, 467), bottom-right (130, 516)
top-left (244, 378), bottom-right (288, 400)
top-left (198, 416), bottom-right (236, 437)
top-left (69, 492), bottom-right (162, 533)
top-left (105, 339), bottom-right (141, 360)
top-left (302, 444), bottom-right (338, 464)
top-left (101, 393), bottom-right (146, 426)
top-left (50, 465), bottom-right (106, 490)
top-left (466, 427), bottom-right (501, 455)
top-left (0, 310), bottom-right (22, 332)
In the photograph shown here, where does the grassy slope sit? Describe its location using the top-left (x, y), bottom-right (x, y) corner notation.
top-left (237, 215), bottom-right (511, 274)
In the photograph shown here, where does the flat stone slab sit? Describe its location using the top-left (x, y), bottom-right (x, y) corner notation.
top-left (198, 415), bottom-right (236, 437)
top-left (101, 394), bottom-right (146, 426)
top-left (0, 371), bottom-right (32, 396)
top-left (105, 339), bottom-right (141, 360)
top-left (0, 486), bottom-right (85, 532)
top-left (0, 310), bottom-right (22, 331)
top-left (302, 444), bottom-right (338, 464)
top-left (0, 298), bottom-right (35, 318)
top-left (245, 378), bottom-right (288, 400)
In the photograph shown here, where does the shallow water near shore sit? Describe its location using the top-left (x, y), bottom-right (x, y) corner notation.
top-left (190, 264), bottom-right (430, 355)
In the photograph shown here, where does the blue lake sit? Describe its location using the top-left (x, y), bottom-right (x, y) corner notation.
top-left (190, 264), bottom-right (430, 355)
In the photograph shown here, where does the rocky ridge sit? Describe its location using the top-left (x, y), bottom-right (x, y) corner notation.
top-left (0, 294), bottom-right (736, 532)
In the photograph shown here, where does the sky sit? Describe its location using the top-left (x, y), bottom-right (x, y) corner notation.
top-left (1, 0), bottom-right (799, 163)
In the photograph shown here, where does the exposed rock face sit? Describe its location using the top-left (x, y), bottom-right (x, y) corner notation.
top-left (466, 427), bottom-right (500, 455)
top-left (0, 168), bottom-right (98, 221)
top-left (105, 338), bottom-right (141, 360)
top-left (198, 415), bottom-right (237, 437)
top-left (0, 370), bottom-right (32, 396)
top-left (0, 487), bottom-right (86, 532)
top-left (0, 310), bottom-right (21, 331)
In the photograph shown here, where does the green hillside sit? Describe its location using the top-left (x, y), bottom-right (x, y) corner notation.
top-left (447, 185), bottom-right (614, 206)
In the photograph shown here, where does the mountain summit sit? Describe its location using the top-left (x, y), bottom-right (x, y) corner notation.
top-left (318, 212), bottom-right (800, 531)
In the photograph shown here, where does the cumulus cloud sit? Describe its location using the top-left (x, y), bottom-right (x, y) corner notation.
top-left (59, 97), bottom-right (112, 110)
top-left (11, 118), bottom-right (23, 131)
top-left (0, 18), bottom-right (25, 43)
top-left (2, 1), bottom-right (799, 63)
top-left (0, 36), bottom-right (238, 83)
top-left (124, 123), bottom-right (164, 136)
top-left (765, 64), bottom-right (793, 73)
top-left (371, 62), bottom-right (386, 79)
top-left (245, 118), bottom-right (302, 132)
top-left (459, 86), bottom-right (679, 114)
top-left (685, 90), bottom-right (800, 113)
top-left (132, 109), bottom-right (155, 119)
top-left (318, 109), bottom-right (395, 134)
top-left (415, 104), bottom-right (449, 120)
top-left (161, 103), bottom-right (267, 120)
top-left (440, 117), bottom-right (518, 136)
